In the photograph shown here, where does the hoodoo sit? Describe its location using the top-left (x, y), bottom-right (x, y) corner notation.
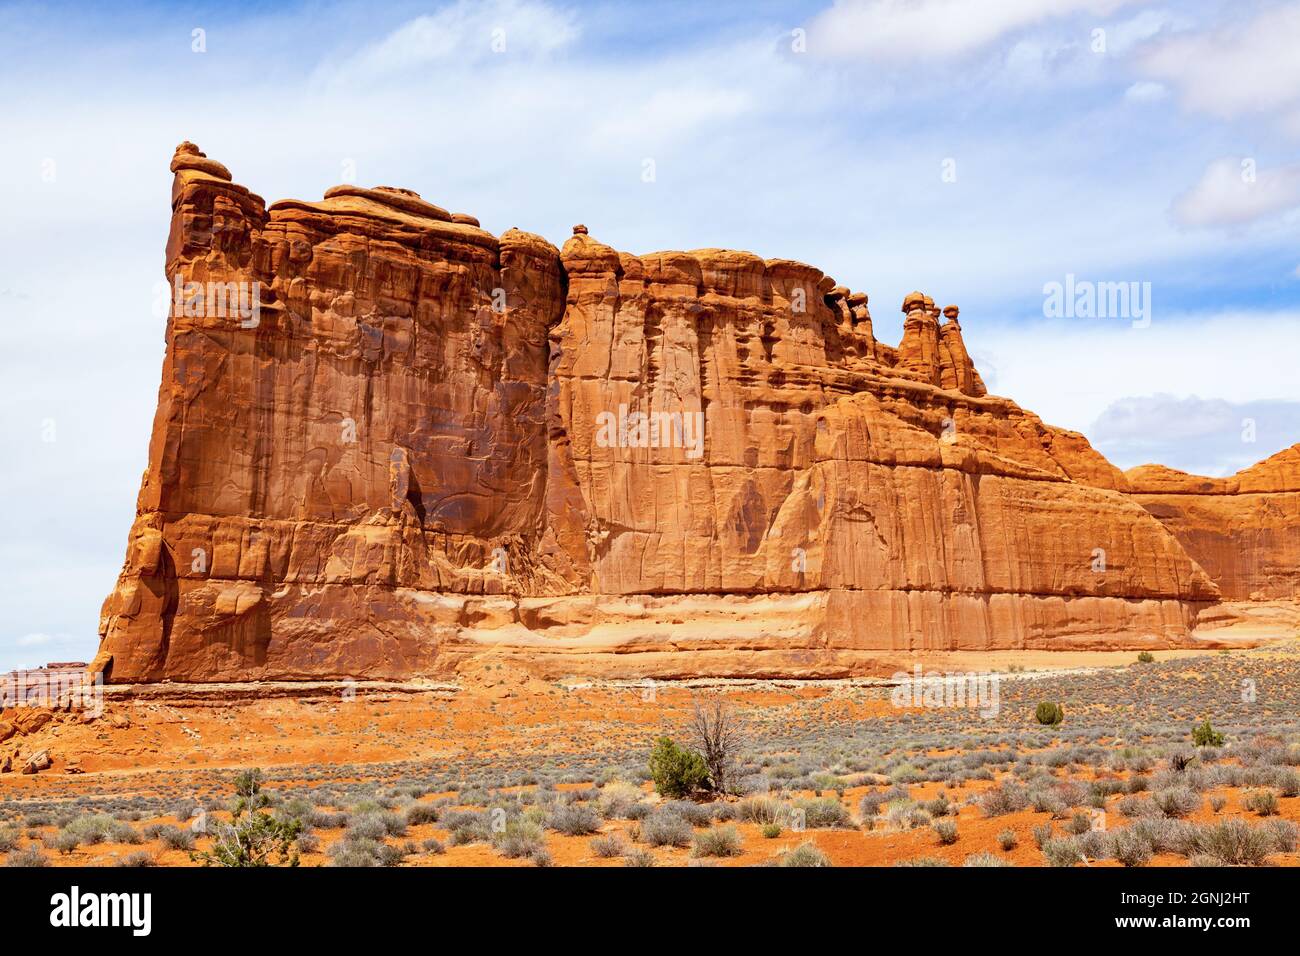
top-left (96, 144), bottom-right (1282, 683)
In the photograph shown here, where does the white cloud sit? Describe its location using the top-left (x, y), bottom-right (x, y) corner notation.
top-left (1171, 156), bottom-right (1300, 228)
top-left (319, 0), bottom-right (579, 86)
top-left (1089, 394), bottom-right (1300, 474)
top-left (1139, 4), bottom-right (1300, 125)
top-left (806, 0), bottom-right (1135, 61)
top-left (17, 632), bottom-right (56, 647)
top-left (1124, 80), bottom-right (1167, 103)
top-left (975, 311), bottom-right (1300, 443)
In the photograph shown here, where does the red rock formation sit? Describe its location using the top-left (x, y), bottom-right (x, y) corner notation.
top-left (95, 145), bottom-right (1231, 682)
top-left (1128, 446), bottom-right (1300, 601)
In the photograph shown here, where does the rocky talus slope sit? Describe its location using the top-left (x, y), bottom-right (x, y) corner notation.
top-left (96, 144), bottom-right (1256, 682)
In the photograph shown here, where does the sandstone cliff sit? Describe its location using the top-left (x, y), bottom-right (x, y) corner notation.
top-left (95, 145), bottom-right (1229, 682)
top-left (1128, 446), bottom-right (1300, 601)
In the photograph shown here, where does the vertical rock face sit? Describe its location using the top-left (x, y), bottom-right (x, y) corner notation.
top-left (97, 145), bottom-right (1234, 682)
top-left (1127, 447), bottom-right (1300, 601)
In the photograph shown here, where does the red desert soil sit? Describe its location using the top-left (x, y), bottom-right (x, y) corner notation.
top-left (4, 642), bottom-right (1299, 868)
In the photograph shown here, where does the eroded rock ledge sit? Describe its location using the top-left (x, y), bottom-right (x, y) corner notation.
top-left (94, 144), bottom-right (1266, 682)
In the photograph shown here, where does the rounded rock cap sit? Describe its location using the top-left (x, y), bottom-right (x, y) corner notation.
top-left (943, 304), bottom-right (960, 320)
top-left (902, 291), bottom-right (927, 313)
top-left (572, 224), bottom-right (589, 235)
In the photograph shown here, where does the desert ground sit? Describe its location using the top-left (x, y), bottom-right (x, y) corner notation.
top-left (2, 608), bottom-right (1299, 868)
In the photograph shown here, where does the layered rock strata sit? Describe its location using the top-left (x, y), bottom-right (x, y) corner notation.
top-left (96, 145), bottom-right (1230, 682)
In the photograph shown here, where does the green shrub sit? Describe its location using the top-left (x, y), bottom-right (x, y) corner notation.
top-left (191, 770), bottom-right (301, 867)
top-left (761, 822), bottom-right (782, 839)
top-left (1192, 719), bottom-right (1224, 748)
top-left (1136, 651), bottom-right (1155, 663)
top-left (648, 737), bottom-right (709, 799)
top-left (1035, 702), bottom-right (1064, 726)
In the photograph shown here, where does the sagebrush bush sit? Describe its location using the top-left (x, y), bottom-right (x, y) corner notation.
top-left (692, 824), bottom-right (743, 858)
top-left (1197, 819), bottom-right (1273, 865)
top-left (1153, 786), bottom-right (1202, 818)
top-left (1041, 837), bottom-right (1083, 867)
top-left (997, 829), bottom-right (1018, 851)
top-left (547, 803), bottom-right (601, 836)
top-left (589, 833), bottom-right (627, 858)
top-left (1108, 827), bottom-right (1153, 868)
top-left (963, 852), bottom-right (1008, 867)
top-left (794, 797), bottom-right (853, 829)
top-left (779, 842), bottom-right (831, 867)
top-left (493, 819), bottom-right (546, 859)
top-left (933, 819), bottom-right (958, 845)
top-left (1244, 789), bottom-right (1279, 817)
top-left (641, 812), bottom-right (693, 848)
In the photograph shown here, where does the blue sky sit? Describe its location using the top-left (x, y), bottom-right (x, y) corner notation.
top-left (1, 0), bottom-right (1299, 669)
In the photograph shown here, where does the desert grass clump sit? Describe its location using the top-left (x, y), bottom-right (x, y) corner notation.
top-left (154, 825), bottom-right (195, 851)
top-left (1041, 836), bottom-right (1083, 867)
top-left (997, 828), bottom-right (1018, 851)
top-left (761, 823), bottom-right (782, 839)
top-left (794, 797), bottom-right (853, 829)
top-left (5, 846), bottom-right (49, 867)
top-left (1064, 811), bottom-right (1094, 835)
top-left (623, 847), bottom-right (655, 867)
top-left (641, 811), bottom-right (693, 848)
top-left (981, 783), bottom-right (1029, 817)
top-left (547, 803), bottom-right (601, 836)
top-left (1153, 786), bottom-right (1202, 818)
top-left (404, 803), bottom-right (440, 826)
top-left (738, 796), bottom-right (783, 826)
top-left (1263, 818), bottom-right (1298, 853)
top-left (933, 819), bottom-right (959, 845)
top-left (596, 781), bottom-right (644, 820)
top-left (1208, 794), bottom-right (1226, 813)
top-left (858, 786), bottom-right (908, 819)
top-left (590, 833), bottom-right (628, 858)
top-left (895, 856), bottom-right (950, 867)
top-left (1244, 789), bottom-right (1280, 817)
top-left (692, 824), bottom-right (743, 858)
top-left (493, 819), bottom-right (546, 859)
top-left (1196, 819), bottom-right (1273, 866)
top-left (777, 842), bottom-right (831, 867)
top-left (115, 851), bottom-right (157, 867)
top-left (1108, 827), bottom-right (1153, 868)
top-left (963, 852), bottom-right (1009, 867)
